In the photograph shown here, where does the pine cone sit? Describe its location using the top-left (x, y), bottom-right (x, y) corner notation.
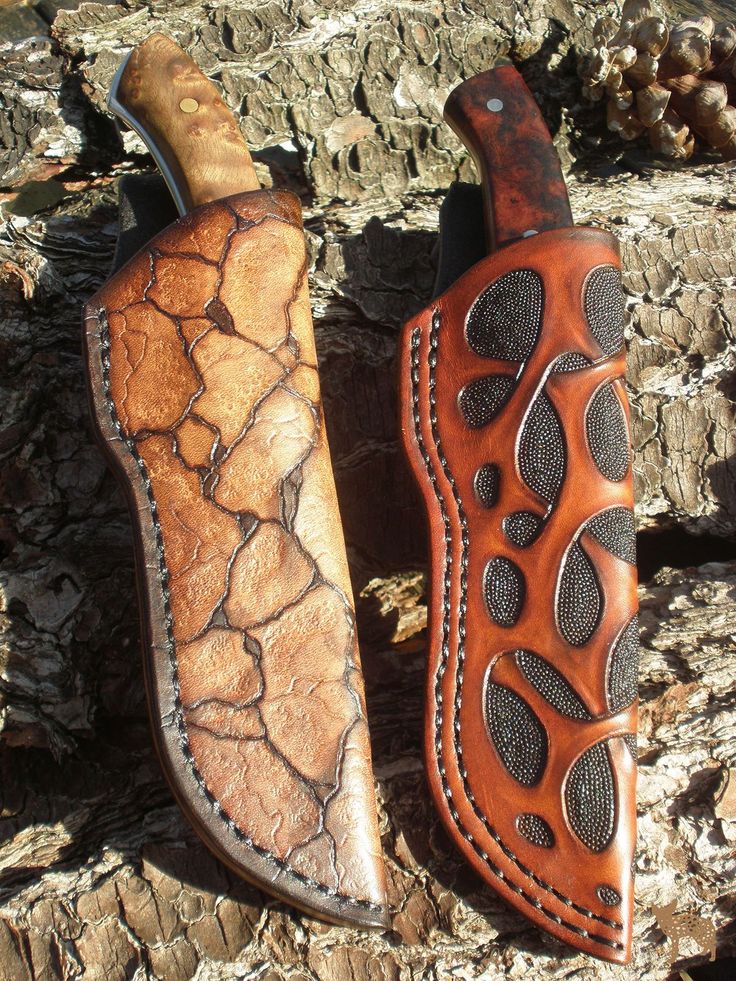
top-left (581, 0), bottom-right (736, 160)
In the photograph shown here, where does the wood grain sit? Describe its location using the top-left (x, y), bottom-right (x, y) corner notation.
top-left (444, 67), bottom-right (573, 252)
top-left (113, 33), bottom-right (259, 213)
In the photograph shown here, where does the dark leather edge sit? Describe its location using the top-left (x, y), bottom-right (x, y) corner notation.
top-left (432, 181), bottom-right (487, 300)
top-left (113, 173), bottom-right (179, 273)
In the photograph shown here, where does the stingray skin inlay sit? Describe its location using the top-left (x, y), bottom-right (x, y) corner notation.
top-left (400, 229), bottom-right (639, 962)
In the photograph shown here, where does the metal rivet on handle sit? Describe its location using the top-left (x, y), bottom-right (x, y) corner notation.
top-left (179, 98), bottom-right (199, 113)
top-left (487, 98), bottom-right (504, 112)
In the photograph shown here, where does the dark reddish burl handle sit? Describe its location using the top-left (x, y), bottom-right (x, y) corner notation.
top-left (444, 66), bottom-right (573, 252)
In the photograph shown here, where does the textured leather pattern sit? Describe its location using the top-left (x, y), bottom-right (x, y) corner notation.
top-left (83, 189), bottom-right (388, 927)
top-left (399, 227), bottom-right (638, 962)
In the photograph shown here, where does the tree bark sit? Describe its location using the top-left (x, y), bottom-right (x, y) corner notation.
top-left (0, 1), bottom-right (734, 978)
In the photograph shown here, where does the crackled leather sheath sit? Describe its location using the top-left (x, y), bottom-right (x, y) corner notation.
top-left (83, 189), bottom-right (388, 927)
top-left (400, 225), bottom-right (639, 955)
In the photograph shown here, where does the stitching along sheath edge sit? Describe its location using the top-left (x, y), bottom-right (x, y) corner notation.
top-left (83, 188), bottom-right (388, 927)
top-left (400, 225), bottom-right (638, 962)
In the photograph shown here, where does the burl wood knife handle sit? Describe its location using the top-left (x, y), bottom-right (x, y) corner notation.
top-left (109, 32), bottom-right (259, 213)
top-left (444, 66), bottom-right (573, 250)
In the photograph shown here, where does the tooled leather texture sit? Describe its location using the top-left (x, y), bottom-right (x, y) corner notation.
top-left (400, 227), bottom-right (638, 962)
top-left (83, 188), bottom-right (388, 927)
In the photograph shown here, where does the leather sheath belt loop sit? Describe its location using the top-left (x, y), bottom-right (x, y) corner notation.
top-left (83, 187), bottom-right (388, 928)
top-left (399, 67), bottom-right (639, 963)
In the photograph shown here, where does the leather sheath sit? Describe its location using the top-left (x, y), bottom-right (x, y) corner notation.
top-left (400, 219), bottom-right (639, 954)
top-left (83, 187), bottom-right (388, 927)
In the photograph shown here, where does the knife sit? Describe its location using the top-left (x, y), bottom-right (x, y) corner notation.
top-left (400, 66), bottom-right (638, 962)
top-left (84, 33), bottom-right (389, 928)
top-left (443, 65), bottom-right (573, 251)
top-left (109, 32), bottom-right (260, 214)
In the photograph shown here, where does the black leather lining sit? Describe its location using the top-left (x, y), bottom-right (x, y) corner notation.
top-left (432, 181), bottom-right (487, 299)
top-left (112, 173), bottom-right (179, 273)
top-left (117, 175), bottom-right (486, 298)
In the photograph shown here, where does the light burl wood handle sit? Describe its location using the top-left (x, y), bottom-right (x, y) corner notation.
top-left (109, 33), bottom-right (260, 215)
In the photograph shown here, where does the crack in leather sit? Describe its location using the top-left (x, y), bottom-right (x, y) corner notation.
top-left (401, 229), bottom-right (639, 961)
top-left (83, 189), bottom-right (387, 922)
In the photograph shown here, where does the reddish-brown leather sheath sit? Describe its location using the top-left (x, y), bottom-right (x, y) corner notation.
top-left (84, 189), bottom-right (388, 927)
top-left (399, 126), bottom-right (639, 959)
